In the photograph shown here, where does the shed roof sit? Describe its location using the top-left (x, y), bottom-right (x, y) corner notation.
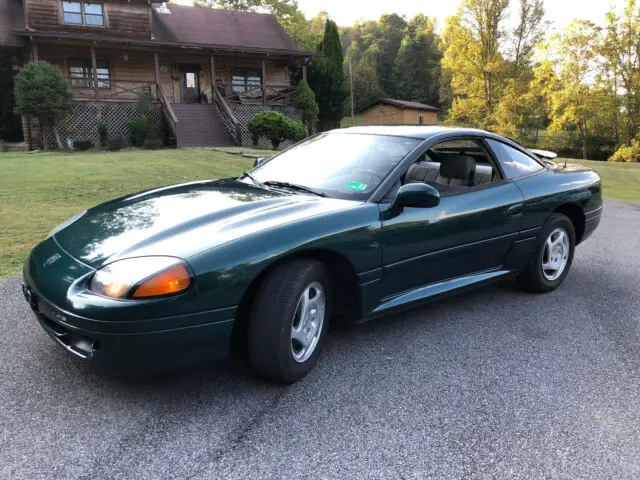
top-left (361, 98), bottom-right (441, 113)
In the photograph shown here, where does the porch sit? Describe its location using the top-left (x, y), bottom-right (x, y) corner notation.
top-left (33, 43), bottom-right (303, 106)
top-left (30, 42), bottom-right (306, 148)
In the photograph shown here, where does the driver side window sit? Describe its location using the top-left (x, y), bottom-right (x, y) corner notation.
top-left (403, 138), bottom-right (501, 194)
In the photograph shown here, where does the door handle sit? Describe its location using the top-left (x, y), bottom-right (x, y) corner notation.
top-left (507, 204), bottom-right (523, 217)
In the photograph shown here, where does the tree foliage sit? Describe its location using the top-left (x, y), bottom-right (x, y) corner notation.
top-left (308, 19), bottom-right (349, 131)
top-left (14, 61), bottom-right (76, 149)
top-left (392, 16), bottom-right (442, 107)
top-left (543, 21), bottom-right (607, 160)
top-left (294, 80), bottom-right (319, 134)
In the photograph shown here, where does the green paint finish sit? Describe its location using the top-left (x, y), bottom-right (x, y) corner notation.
top-left (21, 129), bottom-right (603, 374)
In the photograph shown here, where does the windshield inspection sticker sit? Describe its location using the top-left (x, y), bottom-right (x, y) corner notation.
top-left (347, 182), bottom-right (368, 191)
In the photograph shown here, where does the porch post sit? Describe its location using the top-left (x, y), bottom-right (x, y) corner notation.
top-left (154, 52), bottom-right (161, 100)
top-left (31, 44), bottom-right (38, 61)
top-left (261, 58), bottom-right (267, 105)
top-left (302, 63), bottom-right (307, 82)
top-left (90, 45), bottom-right (100, 102)
top-left (210, 55), bottom-right (216, 102)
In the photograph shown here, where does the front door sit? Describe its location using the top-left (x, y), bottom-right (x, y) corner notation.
top-left (379, 136), bottom-right (525, 300)
top-left (179, 64), bottom-right (201, 103)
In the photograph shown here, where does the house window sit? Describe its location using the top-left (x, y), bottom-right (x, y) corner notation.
top-left (231, 67), bottom-right (262, 93)
top-left (62, 1), bottom-right (104, 26)
top-left (69, 59), bottom-right (111, 88)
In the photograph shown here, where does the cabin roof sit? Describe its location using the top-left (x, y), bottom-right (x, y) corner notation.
top-left (152, 5), bottom-right (301, 54)
top-left (0, 0), bottom-right (25, 47)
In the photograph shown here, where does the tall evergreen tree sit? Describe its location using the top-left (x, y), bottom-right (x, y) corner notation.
top-left (308, 19), bottom-right (348, 131)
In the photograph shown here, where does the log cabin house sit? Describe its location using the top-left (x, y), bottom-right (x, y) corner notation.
top-left (0, 0), bottom-right (313, 148)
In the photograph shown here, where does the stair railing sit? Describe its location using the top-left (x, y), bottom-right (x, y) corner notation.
top-left (157, 84), bottom-right (180, 146)
top-left (212, 87), bottom-right (242, 145)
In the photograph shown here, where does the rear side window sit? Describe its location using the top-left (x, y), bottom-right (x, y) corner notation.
top-left (486, 139), bottom-right (544, 179)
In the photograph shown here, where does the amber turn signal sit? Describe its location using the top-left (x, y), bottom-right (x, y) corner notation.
top-left (132, 264), bottom-right (191, 298)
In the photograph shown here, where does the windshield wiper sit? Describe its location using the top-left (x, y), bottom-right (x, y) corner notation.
top-left (262, 181), bottom-right (327, 197)
top-left (241, 171), bottom-right (263, 187)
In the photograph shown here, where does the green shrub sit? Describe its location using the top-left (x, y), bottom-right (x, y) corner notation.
top-left (143, 137), bottom-right (164, 150)
top-left (107, 135), bottom-right (126, 151)
top-left (127, 89), bottom-right (159, 147)
top-left (609, 139), bottom-right (640, 163)
top-left (294, 80), bottom-right (319, 135)
top-left (97, 120), bottom-right (109, 149)
top-left (13, 61), bottom-right (76, 149)
top-left (248, 110), bottom-right (307, 150)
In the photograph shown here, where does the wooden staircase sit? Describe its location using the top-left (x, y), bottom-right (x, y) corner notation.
top-left (170, 104), bottom-right (234, 148)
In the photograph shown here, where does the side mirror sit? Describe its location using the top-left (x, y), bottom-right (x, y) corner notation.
top-left (253, 157), bottom-right (266, 168)
top-left (393, 183), bottom-right (440, 209)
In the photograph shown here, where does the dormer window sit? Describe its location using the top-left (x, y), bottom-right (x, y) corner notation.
top-left (62, 1), bottom-right (104, 26)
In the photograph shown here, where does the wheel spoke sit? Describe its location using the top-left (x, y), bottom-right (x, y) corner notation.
top-left (291, 324), bottom-right (308, 347)
top-left (541, 227), bottom-right (571, 281)
top-left (290, 282), bottom-right (326, 363)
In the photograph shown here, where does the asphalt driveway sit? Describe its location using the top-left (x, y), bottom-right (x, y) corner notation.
top-left (1, 200), bottom-right (639, 479)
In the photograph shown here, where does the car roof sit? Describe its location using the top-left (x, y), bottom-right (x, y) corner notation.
top-left (334, 125), bottom-right (491, 140)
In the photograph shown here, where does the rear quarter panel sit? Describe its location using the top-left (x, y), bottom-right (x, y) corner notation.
top-left (515, 167), bottom-right (602, 232)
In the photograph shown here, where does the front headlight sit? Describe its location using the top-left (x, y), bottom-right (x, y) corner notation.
top-left (49, 210), bottom-right (87, 237)
top-left (89, 257), bottom-right (192, 299)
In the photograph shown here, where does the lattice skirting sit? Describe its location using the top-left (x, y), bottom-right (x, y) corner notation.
top-left (26, 102), bottom-right (164, 150)
top-left (230, 105), bottom-right (303, 149)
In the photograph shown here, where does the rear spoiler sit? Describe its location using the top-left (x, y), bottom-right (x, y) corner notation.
top-left (529, 149), bottom-right (558, 160)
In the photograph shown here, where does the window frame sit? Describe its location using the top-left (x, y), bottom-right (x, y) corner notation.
top-left (61, 0), bottom-right (105, 27)
top-left (68, 58), bottom-right (111, 89)
top-left (231, 67), bottom-right (263, 93)
top-left (400, 136), bottom-right (506, 199)
top-left (374, 134), bottom-right (517, 204)
top-left (484, 138), bottom-right (546, 181)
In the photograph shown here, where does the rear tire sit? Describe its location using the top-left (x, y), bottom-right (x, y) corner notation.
top-left (518, 213), bottom-right (576, 293)
top-left (247, 259), bottom-right (331, 384)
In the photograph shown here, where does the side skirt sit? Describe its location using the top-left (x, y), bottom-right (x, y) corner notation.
top-left (361, 268), bottom-right (514, 321)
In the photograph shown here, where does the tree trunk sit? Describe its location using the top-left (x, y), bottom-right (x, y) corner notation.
top-left (51, 122), bottom-right (64, 150)
top-left (582, 134), bottom-right (588, 160)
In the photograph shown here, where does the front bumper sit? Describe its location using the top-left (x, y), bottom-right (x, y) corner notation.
top-left (22, 279), bottom-right (236, 374)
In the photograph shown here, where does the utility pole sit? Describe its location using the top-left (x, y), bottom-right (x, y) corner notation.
top-left (349, 62), bottom-right (355, 127)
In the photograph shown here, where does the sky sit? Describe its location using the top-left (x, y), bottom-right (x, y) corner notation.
top-left (295, 0), bottom-right (627, 30)
top-left (173, 0), bottom-right (630, 31)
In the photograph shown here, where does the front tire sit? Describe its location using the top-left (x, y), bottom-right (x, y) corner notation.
top-left (518, 213), bottom-right (576, 293)
top-left (247, 259), bottom-right (331, 383)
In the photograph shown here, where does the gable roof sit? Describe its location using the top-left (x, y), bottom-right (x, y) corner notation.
top-left (0, 0), bottom-right (25, 47)
top-left (152, 5), bottom-right (302, 54)
top-left (361, 98), bottom-right (441, 113)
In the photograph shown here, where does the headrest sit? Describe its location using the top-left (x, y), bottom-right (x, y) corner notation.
top-left (439, 155), bottom-right (476, 180)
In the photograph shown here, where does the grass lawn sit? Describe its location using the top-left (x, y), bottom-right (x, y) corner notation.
top-left (0, 149), bottom-right (252, 278)
top-left (557, 158), bottom-right (640, 203)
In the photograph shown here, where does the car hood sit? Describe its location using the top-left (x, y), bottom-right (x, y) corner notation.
top-left (54, 179), bottom-right (359, 268)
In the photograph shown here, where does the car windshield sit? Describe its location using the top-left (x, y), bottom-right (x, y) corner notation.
top-left (247, 132), bottom-right (421, 200)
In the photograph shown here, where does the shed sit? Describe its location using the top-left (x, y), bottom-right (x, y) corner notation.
top-left (359, 98), bottom-right (440, 126)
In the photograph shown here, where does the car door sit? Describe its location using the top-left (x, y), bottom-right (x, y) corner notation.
top-left (378, 135), bottom-right (526, 300)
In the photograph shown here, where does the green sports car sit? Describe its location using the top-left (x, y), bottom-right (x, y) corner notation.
top-left (22, 126), bottom-right (602, 383)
